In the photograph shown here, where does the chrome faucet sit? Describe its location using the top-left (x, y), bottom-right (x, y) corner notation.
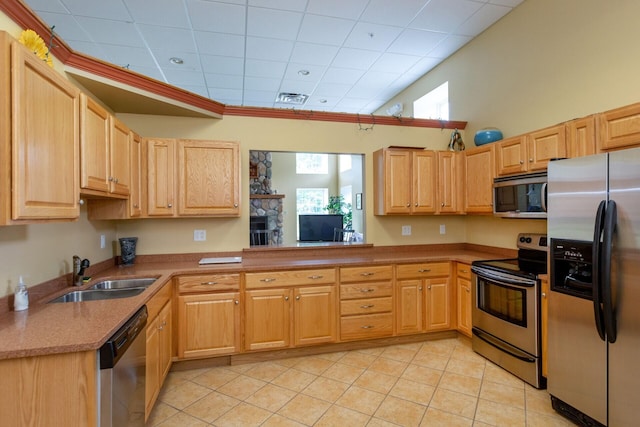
top-left (72, 256), bottom-right (90, 286)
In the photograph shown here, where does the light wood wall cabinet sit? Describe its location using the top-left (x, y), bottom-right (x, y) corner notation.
top-left (0, 34), bottom-right (80, 224)
top-left (455, 263), bottom-right (472, 337)
top-left (597, 102), bottom-right (640, 151)
top-left (176, 274), bottom-right (241, 359)
top-left (567, 116), bottom-right (597, 158)
top-left (145, 138), bottom-right (241, 217)
top-left (145, 282), bottom-right (172, 420)
top-left (79, 94), bottom-right (131, 198)
top-left (463, 145), bottom-right (495, 214)
top-left (339, 265), bottom-right (393, 340)
top-left (395, 262), bottom-right (451, 335)
top-left (373, 148), bottom-right (459, 215)
top-left (244, 269), bottom-right (337, 351)
top-left (495, 125), bottom-right (567, 176)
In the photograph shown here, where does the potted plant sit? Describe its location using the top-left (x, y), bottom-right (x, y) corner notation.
top-left (325, 195), bottom-right (352, 229)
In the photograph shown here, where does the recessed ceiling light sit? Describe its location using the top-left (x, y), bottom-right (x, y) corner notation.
top-left (169, 57), bottom-right (184, 65)
top-left (319, 99), bottom-right (327, 103)
top-left (276, 92), bottom-right (309, 105)
top-left (298, 69), bottom-right (310, 76)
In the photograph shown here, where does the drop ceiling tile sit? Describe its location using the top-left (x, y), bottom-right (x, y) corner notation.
top-left (35, 12), bottom-right (89, 42)
top-left (99, 44), bottom-right (158, 69)
top-left (297, 14), bottom-right (356, 46)
top-left (428, 34), bottom-right (472, 59)
top-left (204, 73), bottom-right (244, 89)
top-left (410, 0), bottom-right (482, 33)
top-left (334, 97), bottom-right (370, 111)
top-left (332, 48), bottom-right (381, 70)
top-left (128, 65), bottom-right (165, 82)
top-left (283, 63), bottom-right (325, 82)
top-left (343, 22), bottom-right (403, 51)
top-left (306, 0), bottom-right (369, 20)
top-left (65, 39), bottom-right (110, 60)
top-left (244, 76), bottom-right (282, 91)
top-left (313, 82), bottom-right (351, 97)
top-left (60, 0), bottom-right (130, 20)
top-left (74, 16), bottom-right (145, 47)
top-left (23, 0), bottom-right (67, 14)
top-left (138, 25), bottom-right (198, 52)
top-left (245, 59), bottom-right (287, 78)
top-left (245, 36), bottom-right (294, 61)
top-left (152, 51), bottom-right (201, 71)
top-left (456, 3), bottom-right (512, 37)
top-left (195, 31), bottom-right (245, 57)
top-left (360, 0), bottom-right (428, 27)
top-left (371, 52), bottom-right (421, 73)
top-left (162, 68), bottom-right (206, 86)
top-left (249, 0), bottom-right (307, 12)
top-left (305, 95), bottom-right (339, 107)
top-left (126, 0), bottom-right (191, 29)
top-left (321, 67), bottom-right (365, 85)
top-left (200, 54), bottom-right (244, 75)
top-left (180, 84), bottom-right (209, 97)
top-left (208, 87), bottom-right (243, 100)
top-left (279, 80), bottom-right (316, 94)
top-left (489, 0), bottom-right (524, 7)
top-left (244, 89), bottom-right (280, 103)
top-left (404, 56), bottom-right (442, 77)
top-left (388, 29), bottom-right (447, 56)
top-left (187, 0), bottom-right (246, 34)
top-left (356, 70), bottom-right (401, 88)
top-left (290, 42), bottom-right (339, 66)
top-left (247, 7), bottom-right (303, 40)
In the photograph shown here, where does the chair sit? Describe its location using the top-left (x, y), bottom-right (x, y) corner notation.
top-left (250, 229), bottom-right (272, 246)
top-left (333, 228), bottom-right (354, 242)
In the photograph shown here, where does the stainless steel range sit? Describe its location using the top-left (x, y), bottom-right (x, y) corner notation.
top-left (471, 233), bottom-right (548, 389)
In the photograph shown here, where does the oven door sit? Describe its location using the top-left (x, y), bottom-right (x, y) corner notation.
top-left (471, 267), bottom-right (539, 356)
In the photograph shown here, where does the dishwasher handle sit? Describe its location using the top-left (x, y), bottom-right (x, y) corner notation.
top-left (99, 305), bottom-right (148, 369)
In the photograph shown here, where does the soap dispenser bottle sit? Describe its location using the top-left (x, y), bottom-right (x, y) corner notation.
top-left (14, 276), bottom-right (29, 311)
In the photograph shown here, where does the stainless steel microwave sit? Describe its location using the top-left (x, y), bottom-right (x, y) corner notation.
top-left (493, 172), bottom-right (547, 218)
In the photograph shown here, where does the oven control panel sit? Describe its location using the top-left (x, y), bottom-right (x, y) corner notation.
top-left (517, 233), bottom-right (548, 251)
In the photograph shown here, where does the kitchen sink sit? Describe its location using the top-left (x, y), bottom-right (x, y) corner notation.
top-left (49, 287), bottom-right (147, 303)
top-left (90, 277), bottom-right (157, 290)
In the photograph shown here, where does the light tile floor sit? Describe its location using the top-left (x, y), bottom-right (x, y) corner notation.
top-left (147, 337), bottom-right (575, 426)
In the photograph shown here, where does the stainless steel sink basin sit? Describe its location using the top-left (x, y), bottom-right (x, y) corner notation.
top-left (90, 278), bottom-right (157, 290)
top-left (49, 287), bottom-right (147, 303)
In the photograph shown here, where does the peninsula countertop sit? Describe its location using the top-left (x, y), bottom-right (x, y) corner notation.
top-left (0, 243), bottom-right (516, 360)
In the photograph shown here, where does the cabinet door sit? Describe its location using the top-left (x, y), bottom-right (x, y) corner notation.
top-left (464, 145), bottom-right (494, 213)
top-left (129, 132), bottom-right (142, 217)
top-left (412, 151), bottom-right (437, 213)
top-left (381, 150), bottom-right (412, 214)
top-left (425, 277), bottom-right (451, 331)
top-left (178, 292), bottom-right (240, 358)
top-left (109, 117), bottom-right (131, 196)
top-left (145, 315), bottom-right (160, 420)
top-left (436, 151), bottom-right (457, 213)
top-left (597, 102), bottom-right (640, 151)
top-left (80, 94), bottom-right (110, 193)
top-left (245, 288), bottom-right (291, 351)
top-left (395, 279), bottom-right (423, 335)
top-left (158, 302), bottom-right (172, 381)
top-left (457, 276), bottom-right (472, 337)
top-left (541, 278), bottom-right (549, 377)
top-left (294, 286), bottom-right (337, 346)
top-left (146, 138), bottom-right (175, 216)
top-left (177, 140), bottom-right (240, 216)
top-left (495, 136), bottom-right (527, 176)
top-left (527, 124), bottom-right (567, 171)
top-left (11, 40), bottom-right (79, 220)
top-left (567, 116), bottom-right (597, 158)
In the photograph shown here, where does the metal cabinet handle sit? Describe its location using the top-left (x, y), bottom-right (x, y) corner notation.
top-left (133, 203), bottom-right (139, 208)
top-left (284, 296), bottom-right (289, 301)
top-left (460, 269), bottom-right (469, 273)
top-left (359, 288), bottom-right (375, 293)
top-left (260, 278), bottom-right (276, 282)
top-left (427, 285), bottom-right (432, 290)
top-left (234, 203), bottom-right (238, 208)
top-left (167, 203), bottom-right (172, 208)
top-left (360, 272), bottom-right (374, 276)
top-left (108, 177), bottom-right (114, 182)
top-left (529, 158), bottom-right (533, 162)
top-left (418, 269), bottom-right (431, 273)
top-left (201, 281), bottom-right (218, 285)
top-left (361, 325), bottom-right (374, 329)
top-left (308, 275), bottom-right (323, 279)
top-left (542, 292), bottom-right (547, 298)
top-left (441, 203), bottom-right (445, 207)
top-left (519, 160), bottom-right (524, 164)
top-left (406, 203), bottom-right (410, 207)
top-left (296, 295), bottom-right (300, 301)
top-left (360, 304), bottom-right (374, 309)
top-left (419, 286), bottom-right (423, 291)
top-left (234, 300), bottom-right (239, 305)
top-left (415, 203), bottom-right (418, 207)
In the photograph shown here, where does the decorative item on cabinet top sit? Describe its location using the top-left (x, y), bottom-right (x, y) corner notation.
top-left (474, 128), bottom-right (503, 146)
top-left (18, 28), bottom-right (53, 67)
top-left (448, 129), bottom-right (465, 151)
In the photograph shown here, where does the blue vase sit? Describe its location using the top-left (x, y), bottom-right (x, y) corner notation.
top-left (474, 128), bottom-right (503, 146)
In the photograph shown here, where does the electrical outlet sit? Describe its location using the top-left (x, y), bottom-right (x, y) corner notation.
top-left (440, 224), bottom-right (446, 235)
top-left (402, 225), bottom-right (411, 236)
top-left (100, 234), bottom-right (106, 249)
top-left (194, 229), bottom-right (206, 241)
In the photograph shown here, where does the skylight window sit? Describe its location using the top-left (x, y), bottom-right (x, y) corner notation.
top-left (414, 82), bottom-right (449, 120)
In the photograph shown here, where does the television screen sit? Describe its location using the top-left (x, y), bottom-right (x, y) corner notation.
top-left (298, 214), bottom-right (343, 242)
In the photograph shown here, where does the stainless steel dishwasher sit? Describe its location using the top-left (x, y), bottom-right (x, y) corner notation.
top-left (99, 306), bottom-right (148, 427)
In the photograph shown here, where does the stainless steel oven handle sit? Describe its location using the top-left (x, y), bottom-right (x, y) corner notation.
top-left (471, 267), bottom-right (536, 287)
top-left (472, 327), bottom-right (536, 363)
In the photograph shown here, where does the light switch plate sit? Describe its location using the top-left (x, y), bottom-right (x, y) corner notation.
top-left (194, 229), bottom-right (206, 241)
top-left (402, 225), bottom-right (411, 236)
top-left (440, 224), bottom-right (446, 235)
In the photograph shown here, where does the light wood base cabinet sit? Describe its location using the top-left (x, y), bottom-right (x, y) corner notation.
top-left (145, 300), bottom-right (172, 420)
top-left (541, 277), bottom-right (549, 378)
top-left (455, 263), bottom-right (472, 337)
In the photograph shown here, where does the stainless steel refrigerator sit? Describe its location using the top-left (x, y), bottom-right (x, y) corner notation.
top-left (547, 147), bottom-right (640, 426)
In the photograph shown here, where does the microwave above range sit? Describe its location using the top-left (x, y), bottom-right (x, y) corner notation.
top-left (493, 172), bottom-right (547, 219)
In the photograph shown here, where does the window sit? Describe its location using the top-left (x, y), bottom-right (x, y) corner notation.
top-left (296, 153), bottom-right (328, 174)
top-left (296, 188), bottom-right (328, 214)
top-left (339, 154), bottom-right (352, 172)
top-left (413, 81), bottom-right (449, 120)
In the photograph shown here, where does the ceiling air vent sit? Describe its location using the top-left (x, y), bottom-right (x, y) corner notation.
top-left (275, 92), bottom-right (309, 105)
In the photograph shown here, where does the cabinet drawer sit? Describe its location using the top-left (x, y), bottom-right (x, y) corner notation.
top-left (341, 297), bottom-right (392, 316)
top-left (177, 274), bottom-right (240, 293)
top-left (246, 268), bottom-right (335, 289)
top-left (147, 280), bottom-right (171, 320)
top-left (340, 265), bottom-right (392, 283)
top-left (396, 262), bottom-right (450, 280)
top-left (456, 263), bottom-right (472, 279)
top-left (340, 313), bottom-right (393, 340)
top-left (340, 282), bottom-right (392, 300)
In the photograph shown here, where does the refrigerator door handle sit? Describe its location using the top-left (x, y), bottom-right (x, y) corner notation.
top-left (592, 200), bottom-right (607, 341)
top-left (603, 200), bottom-right (617, 343)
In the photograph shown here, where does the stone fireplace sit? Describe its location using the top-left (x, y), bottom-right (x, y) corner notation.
top-left (249, 151), bottom-right (284, 245)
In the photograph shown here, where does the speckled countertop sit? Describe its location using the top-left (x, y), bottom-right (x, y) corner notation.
top-left (0, 243), bottom-right (515, 360)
